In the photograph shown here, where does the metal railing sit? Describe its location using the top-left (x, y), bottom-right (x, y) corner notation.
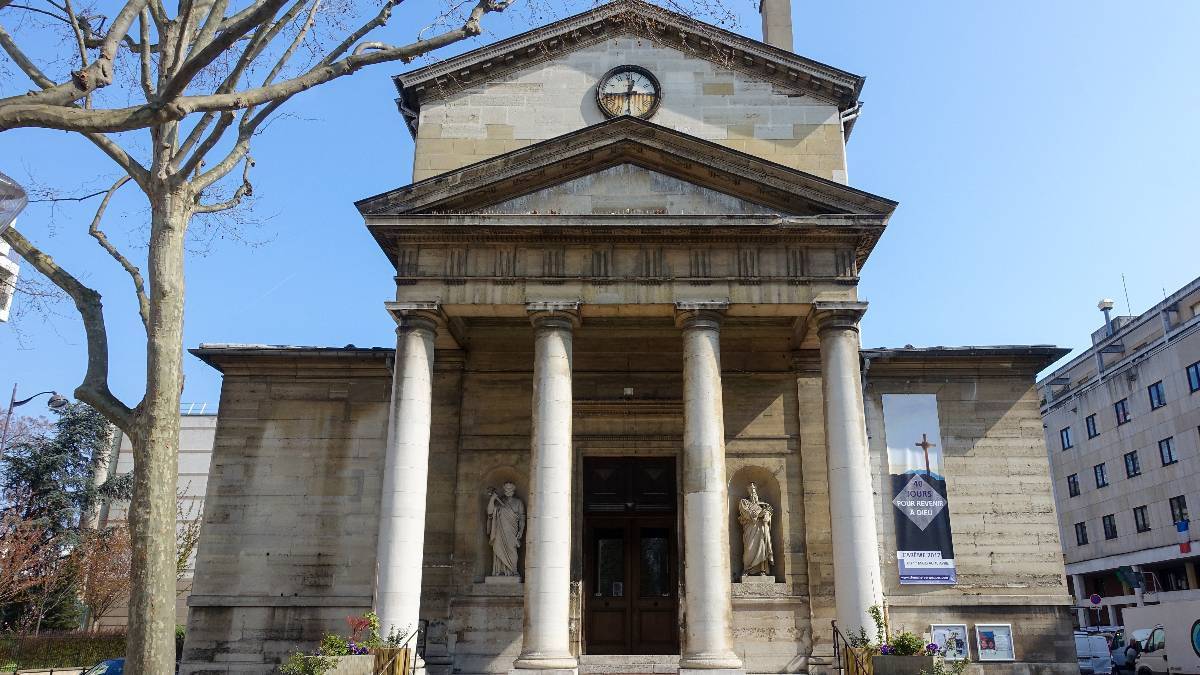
top-left (831, 620), bottom-right (870, 675)
top-left (179, 402), bottom-right (212, 415)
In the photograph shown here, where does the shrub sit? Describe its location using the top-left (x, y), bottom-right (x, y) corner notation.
top-left (279, 652), bottom-right (337, 675)
top-left (318, 633), bottom-right (349, 657)
top-left (888, 631), bottom-right (925, 656)
top-left (0, 631), bottom-right (126, 669)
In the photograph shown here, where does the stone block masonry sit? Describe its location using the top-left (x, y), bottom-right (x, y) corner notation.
top-left (412, 39), bottom-right (847, 183)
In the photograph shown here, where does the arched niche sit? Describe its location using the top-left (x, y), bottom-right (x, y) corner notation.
top-left (728, 465), bottom-right (785, 582)
top-left (475, 465), bottom-right (528, 582)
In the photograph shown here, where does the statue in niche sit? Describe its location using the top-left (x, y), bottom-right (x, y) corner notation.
top-left (486, 482), bottom-right (525, 577)
top-left (738, 482), bottom-right (774, 577)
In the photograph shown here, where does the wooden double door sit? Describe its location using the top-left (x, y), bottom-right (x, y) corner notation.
top-left (582, 458), bottom-right (679, 655)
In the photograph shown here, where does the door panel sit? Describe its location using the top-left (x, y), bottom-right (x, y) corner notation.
top-left (583, 458), bottom-right (679, 656)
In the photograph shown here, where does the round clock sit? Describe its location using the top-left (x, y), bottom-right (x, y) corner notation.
top-left (596, 65), bottom-right (662, 119)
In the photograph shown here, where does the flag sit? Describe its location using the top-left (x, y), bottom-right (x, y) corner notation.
top-left (1178, 519), bottom-right (1191, 554)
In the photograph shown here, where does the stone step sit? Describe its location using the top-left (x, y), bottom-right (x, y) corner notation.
top-left (578, 654), bottom-right (681, 674)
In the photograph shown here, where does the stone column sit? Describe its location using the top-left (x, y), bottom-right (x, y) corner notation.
top-left (514, 303), bottom-right (580, 675)
top-left (814, 302), bottom-right (884, 636)
top-left (1107, 603), bottom-right (1119, 627)
top-left (1072, 574), bottom-right (1089, 627)
top-left (676, 304), bottom-right (743, 674)
top-left (375, 305), bottom-right (439, 655)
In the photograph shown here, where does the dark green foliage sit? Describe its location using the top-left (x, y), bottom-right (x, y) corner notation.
top-left (0, 631), bottom-right (125, 669)
top-left (3, 402), bottom-right (111, 536)
top-left (98, 472), bottom-right (133, 501)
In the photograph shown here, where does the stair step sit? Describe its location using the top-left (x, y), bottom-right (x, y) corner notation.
top-left (578, 655), bottom-right (681, 674)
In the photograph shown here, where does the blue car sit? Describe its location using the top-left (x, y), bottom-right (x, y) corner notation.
top-left (82, 658), bottom-right (124, 675)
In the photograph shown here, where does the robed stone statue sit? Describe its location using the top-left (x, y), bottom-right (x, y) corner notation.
top-left (486, 482), bottom-right (525, 577)
top-left (738, 482), bottom-right (774, 577)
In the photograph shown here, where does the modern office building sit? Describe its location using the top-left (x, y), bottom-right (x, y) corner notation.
top-left (1040, 276), bottom-right (1200, 626)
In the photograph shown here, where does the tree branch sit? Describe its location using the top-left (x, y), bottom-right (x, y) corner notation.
top-left (157, 0), bottom-right (289, 102)
top-left (0, 24), bottom-right (56, 89)
top-left (137, 9), bottom-right (154, 100)
top-left (0, 225), bottom-right (137, 434)
top-left (194, 154), bottom-right (252, 213)
top-left (86, 175), bottom-right (150, 331)
top-left (0, 0), bottom-right (147, 108)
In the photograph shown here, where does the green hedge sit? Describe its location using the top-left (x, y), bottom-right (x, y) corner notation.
top-left (0, 632), bottom-right (125, 670)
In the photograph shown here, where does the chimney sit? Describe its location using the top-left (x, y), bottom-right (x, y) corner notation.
top-left (760, 0), bottom-right (794, 52)
top-left (1098, 298), bottom-right (1116, 337)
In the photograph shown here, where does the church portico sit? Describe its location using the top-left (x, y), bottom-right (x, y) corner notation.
top-left (181, 3), bottom-right (1076, 672)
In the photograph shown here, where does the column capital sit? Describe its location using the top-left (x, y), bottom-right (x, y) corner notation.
top-left (385, 302), bottom-right (442, 334)
top-left (812, 300), bottom-right (868, 335)
top-left (527, 301), bottom-right (581, 330)
top-left (674, 301), bottom-right (728, 330)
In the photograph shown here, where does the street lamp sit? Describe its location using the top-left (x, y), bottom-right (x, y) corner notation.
top-left (0, 385), bottom-right (69, 458)
top-left (0, 171), bottom-right (28, 237)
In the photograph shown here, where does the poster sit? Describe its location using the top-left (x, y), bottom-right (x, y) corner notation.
top-left (882, 394), bottom-right (957, 584)
top-left (930, 624), bottom-right (970, 660)
top-left (975, 624), bottom-right (1015, 661)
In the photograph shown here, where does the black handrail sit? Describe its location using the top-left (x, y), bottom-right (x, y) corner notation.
top-left (831, 620), bottom-right (869, 674)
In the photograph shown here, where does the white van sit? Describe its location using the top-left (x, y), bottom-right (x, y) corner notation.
top-left (1124, 600), bottom-right (1200, 674)
top-left (1077, 632), bottom-right (1116, 675)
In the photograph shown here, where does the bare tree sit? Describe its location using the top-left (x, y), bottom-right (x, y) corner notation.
top-left (0, 511), bottom-right (58, 608)
top-left (74, 524), bottom-right (133, 630)
top-left (0, 1), bottom-right (519, 671)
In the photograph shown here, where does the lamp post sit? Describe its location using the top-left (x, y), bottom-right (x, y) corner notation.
top-left (0, 385), bottom-right (70, 458)
top-left (0, 171), bottom-right (28, 237)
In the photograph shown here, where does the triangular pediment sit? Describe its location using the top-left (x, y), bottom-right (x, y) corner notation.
top-left (355, 117), bottom-right (897, 218)
top-left (484, 164), bottom-right (780, 216)
top-left (394, 0), bottom-right (864, 137)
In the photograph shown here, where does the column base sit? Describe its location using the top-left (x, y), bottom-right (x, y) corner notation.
top-left (679, 669), bottom-right (744, 675)
top-left (512, 654), bottom-right (578, 673)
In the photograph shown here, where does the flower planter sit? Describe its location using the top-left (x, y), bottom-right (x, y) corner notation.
top-left (327, 655), bottom-right (375, 675)
top-left (871, 654), bottom-right (935, 675)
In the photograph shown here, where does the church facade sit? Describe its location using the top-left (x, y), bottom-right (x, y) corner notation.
top-left (180, 2), bottom-right (1076, 673)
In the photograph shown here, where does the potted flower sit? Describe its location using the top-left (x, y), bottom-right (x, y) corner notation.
top-left (278, 613), bottom-right (381, 675)
top-left (872, 633), bottom-right (936, 675)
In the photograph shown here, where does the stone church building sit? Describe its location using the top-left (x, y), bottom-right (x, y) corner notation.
top-left (181, 2), bottom-right (1076, 673)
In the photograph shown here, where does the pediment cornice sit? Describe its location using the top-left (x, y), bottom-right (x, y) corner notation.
top-left (393, 0), bottom-right (864, 136)
top-left (355, 116), bottom-right (897, 219)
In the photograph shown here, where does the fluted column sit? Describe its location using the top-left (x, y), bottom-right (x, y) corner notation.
top-left (676, 304), bottom-right (743, 673)
top-left (514, 303), bottom-right (580, 674)
top-left (814, 301), bottom-right (883, 636)
top-left (375, 305), bottom-right (440, 653)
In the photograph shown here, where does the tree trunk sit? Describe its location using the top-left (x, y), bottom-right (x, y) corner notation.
top-left (125, 183), bottom-right (188, 675)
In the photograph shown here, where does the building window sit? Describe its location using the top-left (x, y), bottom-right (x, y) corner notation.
top-left (1149, 381), bottom-right (1167, 409)
top-left (1134, 505), bottom-right (1151, 532)
top-left (1171, 495), bottom-right (1189, 524)
top-left (1103, 514), bottom-right (1118, 540)
top-left (1068, 474), bottom-right (1080, 497)
top-left (1123, 449), bottom-right (1142, 475)
top-left (1086, 414), bottom-right (1099, 438)
top-left (1075, 522), bottom-right (1089, 546)
top-left (1115, 398), bottom-right (1131, 425)
top-left (1060, 426), bottom-right (1073, 450)
top-left (1188, 362), bottom-right (1200, 393)
top-left (1094, 463), bottom-right (1109, 488)
top-left (1163, 567), bottom-right (1190, 591)
top-left (1161, 437), bottom-right (1178, 466)
top-left (1132, 504), bottom-right (1152, 530)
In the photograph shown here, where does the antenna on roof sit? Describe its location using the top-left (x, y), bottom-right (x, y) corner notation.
top-left (1121, 273), bottom-right (1132, 316)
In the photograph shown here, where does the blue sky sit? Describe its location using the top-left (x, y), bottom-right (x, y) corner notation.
top-left (1, 1), bottom-right (1198, 413)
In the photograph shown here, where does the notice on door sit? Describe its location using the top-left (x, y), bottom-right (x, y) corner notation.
top-left (882, 394), bottom-right (957, 585)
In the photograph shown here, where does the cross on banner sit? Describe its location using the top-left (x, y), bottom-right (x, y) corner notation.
top-left (915, 433), bottom-right (936, 478)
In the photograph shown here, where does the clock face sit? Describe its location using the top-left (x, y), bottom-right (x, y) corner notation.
top-left (597, 66), bottom-right (662, 119)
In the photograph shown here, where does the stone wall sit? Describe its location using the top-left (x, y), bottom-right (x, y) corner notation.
top-left (861, 362), bottom-right (1075, 673)
top-left (413, 37), bottom-right (847, 182)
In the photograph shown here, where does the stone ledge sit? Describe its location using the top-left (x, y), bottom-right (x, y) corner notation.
top-left (187, 594), bottom-right (372, 607)
top-left (470, 581), bottom-right (525, 597)
top-left (731, 581), bottom-right (791, 598)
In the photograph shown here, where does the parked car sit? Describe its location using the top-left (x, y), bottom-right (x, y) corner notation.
top-left (1077, 631), bottom-right (1117, 675)
top-left (82, 659), bottom-right (124, 675)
